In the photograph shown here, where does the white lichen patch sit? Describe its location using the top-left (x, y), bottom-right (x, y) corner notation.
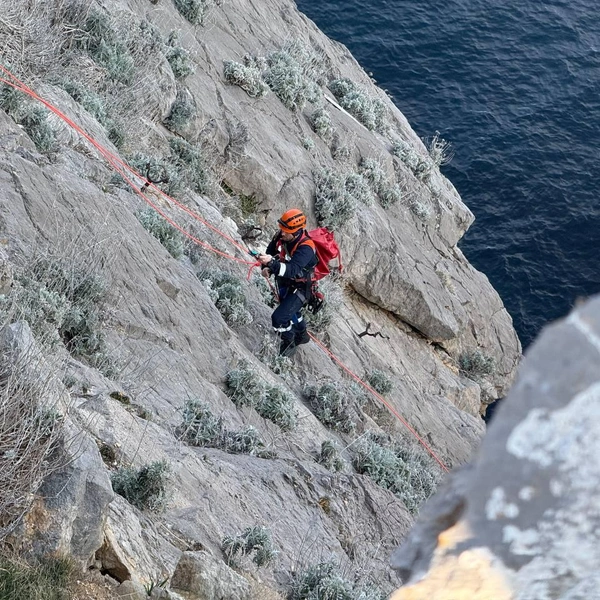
top-left (550, 479), bottom-right (565, 497)
top-left (502, 525), bottom-right (540, 555)
top-left (506, 381), bottom-right (600, 474)
top-left (502, 381), bottom-right (600, 598)
top-left (486, 487), bottom-right (519, 520)
top-left (518, 486), bottom-right (535, 501)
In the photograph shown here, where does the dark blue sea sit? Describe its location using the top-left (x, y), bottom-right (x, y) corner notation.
top-left (296, 0), bottom-right (600, 349)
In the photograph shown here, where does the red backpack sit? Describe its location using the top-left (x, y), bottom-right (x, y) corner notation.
top-left (307, 227), bottom-right (343, 281)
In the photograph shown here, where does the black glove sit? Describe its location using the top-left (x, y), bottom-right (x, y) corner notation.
top-left (267, 258), bottom-right (281, 275)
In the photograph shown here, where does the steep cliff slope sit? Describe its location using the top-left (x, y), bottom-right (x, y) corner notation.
top-left (0, 0), bottom-right (520, 597)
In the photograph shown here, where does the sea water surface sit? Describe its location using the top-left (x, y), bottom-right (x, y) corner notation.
top-left (296, 0), bottom-right (600, 348)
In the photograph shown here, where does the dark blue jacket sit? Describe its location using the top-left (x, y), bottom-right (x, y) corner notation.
top-left (265, 230), bottom-right (318, 287)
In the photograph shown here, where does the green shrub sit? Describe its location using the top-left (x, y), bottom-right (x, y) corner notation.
top-left (261, 386), bottom-right (297, 431)
top-left (409, 199), bottom-right (432, 221)
top-left (458, 349), bottom-right (495, 381)
top-left (428, 131), bottom-right (453, 168)
top-left (330, 133), bottom-right (352, 161)
top-left (0, 555), bottom-right (74, 600)
top-left (303, 381), bottom-right (356, 433)
top-left (169, 137), bottom-right (212, 196)
top-left (290, 561), bottom-right (385, 600)
top-left (200, 270), bottom-right (253, 327)
top-left (225, 360), bottom-right (297, 430)
top-left (352, 434), bottom-right (442, 514)
top-left (366, 369), bottom-right (393, 396)
top-left (179, 399), bottom-right (225, 447)
top-left (264, 40), bottom-right (325, 111)
top-left (378, 183), bottom-right (402, 208)
top-left (223, 60), bottom-right (269, 98)
top-left (111, 459), bottom-right (171, 512)
top-left (59, 79), bottom-right (108, 124)
top-left (225, 360), bottom-right (265, 407)
top-left (5, 257), bottom-right (112, 370)
top-left (309, 107), bottom-right (333, 139)
top-left (343, 172), bottom-right (374, 206)
top-left (313, 168), bottom-right (357, 229)
top-left (58, 79), bottom-right (125, 147)
top-left (165, 32), bottom-right (195, 78)
top-left (0, 84), bottom-right (25, 115)
top-left (178, 399), bottom-right (275, 457)
top-left (19, 106), bottom-right (56, 152)
top-left (225, 426), bottom-right (276, 457)
top-left (302, 136), bottom-right (315, 150)
top-left (391, 139), bottom-right (433, 181)
top-left (328, 78), bottom-right (386, 133)
top-left (358, 157), bottom-right (386, 192)
top-left (125, 153), bottom-right (184, 198)
top-left (137, 208), bottom-right (185, 259)
top-left (163, 88), bottom-right (196, 134)
top-left (317, 440), bottom-right (344, 472)
top-left (173, 0), bottom-right (217, 25)
top-left (80, 10), bottom-right (135, 84)
top-left (222, 526), bottom-right (278, 568)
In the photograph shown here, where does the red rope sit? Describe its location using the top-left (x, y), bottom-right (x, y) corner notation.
top-left (0, 68), bottom-right (254, 265)
top-left (0, 65), bottom-right (449, 473)
top-left (308, 333), bottom-right (449, 473)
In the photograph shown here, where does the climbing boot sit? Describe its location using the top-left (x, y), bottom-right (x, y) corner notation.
top-left (294, 330), bottom-right (310, 346)
top-left (279, 338), bottom-right (297, 358)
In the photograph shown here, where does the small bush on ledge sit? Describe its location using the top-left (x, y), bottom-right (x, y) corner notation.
top-left (173, 0), bottom-right (219, 25)
top-left (303, 381), bottom-right (356, 433)
top-left (458, 349), bottom-right (495, 381)
top-left (225, 360), bottom-right (297, 430)
top-left (290, 561), bottom-right (385, 600)
top-left (223, 60), bottom-right (269, 98)
top-left (352, 433), bottom-right (442, 514)
top-left (165, 31), bottom-right (195, 79)
top-left (328, 77), bottom-right (387, 133)
top-left (222, 526), bottom-right (278, 568)
top-left (111, 459), bottom-right (171, 512)
top-left (317, 440), bottom-right (345, 472)
top-left (199, 269), bottom-right (253, 327)
top-left (178, 399), bottom-right (275, 458)
top-left (366, 369), bottom-right (393, 396)
top-left (137, 208), bottom-right (185, 259)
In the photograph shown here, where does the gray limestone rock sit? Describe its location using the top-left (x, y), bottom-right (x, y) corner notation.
top-left (170, 551), bottom-right (251, 600)
top-left (390, 294), bottom-right (600, 599)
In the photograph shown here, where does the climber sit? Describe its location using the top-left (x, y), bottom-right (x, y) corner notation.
top-left (258, 208), bottom-right (318, 357)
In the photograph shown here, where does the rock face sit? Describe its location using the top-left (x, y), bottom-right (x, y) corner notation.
top-left (390, 295), bottom-right (600, 599)
top-left (170, 551), bottom-right (251, 600)
top-left (0, 322), bottom-right (113, 564)
top-left (0, 0), bottom-right (522, 596)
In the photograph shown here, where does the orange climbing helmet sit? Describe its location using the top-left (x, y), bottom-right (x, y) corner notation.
top-left (277, 208), bottom-right (306, 233)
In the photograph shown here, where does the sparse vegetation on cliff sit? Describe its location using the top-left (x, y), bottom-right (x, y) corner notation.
top-left (353, 434), bottom-right (442, 514)
top-left (329, 78), bottom-right (387, 133)
top-left (111, 459), bottom-right (172, 512)
top-left (178, 399), bottom-right (275, 457)
top-left (226, 360), bottom-right (298, 430)
top-left (137, 208), bottom-right (185, 259)
top-left (222, 525), bottom-right (278, 568)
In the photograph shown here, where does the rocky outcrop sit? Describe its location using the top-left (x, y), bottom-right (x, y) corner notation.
top-left (390, 294), bottom-right (600, 599)
top-left (0, 322), bottom-right (113, 564)
top-left (170, 551), bottom-right (251, 600)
